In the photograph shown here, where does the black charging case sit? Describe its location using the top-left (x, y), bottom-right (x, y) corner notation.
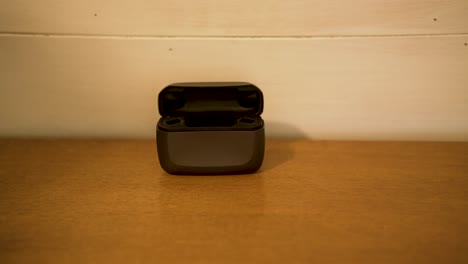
top-left (156, 82), bottom-right (264, 175)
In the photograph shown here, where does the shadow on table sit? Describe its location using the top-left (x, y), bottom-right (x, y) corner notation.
top-left (260, 121), bottom-right (307, 171)
top-left (153, 122), bottom-right (307, 248)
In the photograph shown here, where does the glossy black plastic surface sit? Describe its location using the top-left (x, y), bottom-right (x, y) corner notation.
top-left (156, 82), bottom-right (264, 175)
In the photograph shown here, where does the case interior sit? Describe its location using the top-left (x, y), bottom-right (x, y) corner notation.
top-left (158, 82), bottom-right (263, 131)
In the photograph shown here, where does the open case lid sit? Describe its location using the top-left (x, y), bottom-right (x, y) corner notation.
top-left (158, 82), bottom-right (263, 117)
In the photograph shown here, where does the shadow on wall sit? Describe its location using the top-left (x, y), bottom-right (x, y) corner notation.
top-left (260, 121), bottom-right (307, 171)
top-left (265, 121), bottom-right (307, 139)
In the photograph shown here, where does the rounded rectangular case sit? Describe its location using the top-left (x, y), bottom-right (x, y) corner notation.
top-left (156, 82), bottom-right (264, 175)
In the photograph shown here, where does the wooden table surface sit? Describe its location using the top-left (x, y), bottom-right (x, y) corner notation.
top-left (0, 139), bottom-right (467, 263)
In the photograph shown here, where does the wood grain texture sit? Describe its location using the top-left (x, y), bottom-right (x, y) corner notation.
top-left (0, 0), bottom-right (467, 36)
top-left (0, 139), bottom-right (467, 263)
top-left (1, 35), bottom-right (468, 140)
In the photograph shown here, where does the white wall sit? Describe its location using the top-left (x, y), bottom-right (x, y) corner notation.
top-left (1, 0), bottom-right (468, 140)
